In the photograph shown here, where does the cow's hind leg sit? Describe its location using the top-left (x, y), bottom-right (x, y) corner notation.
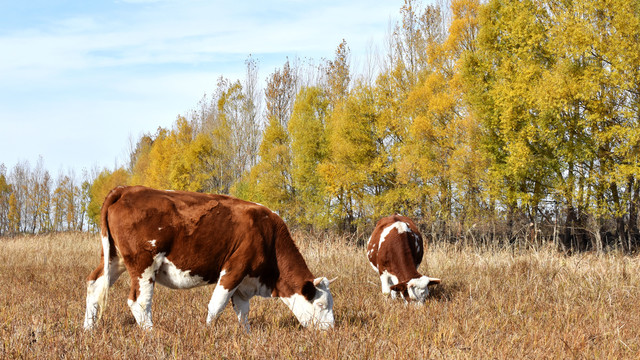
top-left (84, 240), bottom-right (126, 329)
top-left (127, 254), bottom-right (163, 330)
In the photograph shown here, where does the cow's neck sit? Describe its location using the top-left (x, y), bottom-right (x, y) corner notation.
top-left (388, 247), bottom-right (422, 283)
top-left (393, 265), bottom-right (422, 284)
top-left (273, 225), bottom-right (314, 298)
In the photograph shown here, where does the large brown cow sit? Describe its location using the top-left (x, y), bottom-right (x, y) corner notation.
top-left (83, 186), bottom-right (335, 331)
top-left (367, 215), bottom-right (440, 303)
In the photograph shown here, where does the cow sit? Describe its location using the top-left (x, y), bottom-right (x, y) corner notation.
top-left (367, 214), bottom-right (440, 303)
top-left (83, 186), bottom-right (335, 331)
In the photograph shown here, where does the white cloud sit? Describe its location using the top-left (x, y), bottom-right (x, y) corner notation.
top-left (0, 0), bottom-right (404, 172)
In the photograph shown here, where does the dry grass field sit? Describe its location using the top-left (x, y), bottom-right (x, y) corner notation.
top-left (1, 232), bottom-right (640, 359)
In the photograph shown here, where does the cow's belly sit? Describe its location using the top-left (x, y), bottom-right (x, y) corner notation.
top-left (155, 257), bottom-right (209, 289)
top-left (234, 276), bottom-right (273, 299)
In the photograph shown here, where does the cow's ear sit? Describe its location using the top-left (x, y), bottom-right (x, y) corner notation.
top-left (390, 282), bottom-right (408, 293)
top-left (302, 281), bottom-right (317, 301)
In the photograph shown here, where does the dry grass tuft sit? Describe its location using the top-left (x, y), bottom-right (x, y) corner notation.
top-left (1, 232), bottom-right (639, 359)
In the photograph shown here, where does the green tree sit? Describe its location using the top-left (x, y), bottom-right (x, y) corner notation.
top-left (463, 0), bottom-right (558, 239)
top-left (319, 82), bottom-right (379, 231)
top-left (463, 0), bottom-right (640, 249)
top-left (248, 116), bottom-right (293, 218)
top-left (129, 134), bottom-right (153, 186)
top-left (288, 86), bottom-right (330, 227)
top-left (399, 0), bottom-right (483, 234)
top-left (242, 61), bottom-right (298, 218)
top-left (87, 168), bottom-right (130, 228)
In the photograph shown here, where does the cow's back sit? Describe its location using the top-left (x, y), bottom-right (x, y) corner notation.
top-left (367, 215), bottom-right (424, 278)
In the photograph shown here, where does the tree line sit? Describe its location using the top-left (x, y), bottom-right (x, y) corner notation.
top-left (0, 159), bottom-right (93, 236)
top-left (4, 0), bottom-right (639, 252)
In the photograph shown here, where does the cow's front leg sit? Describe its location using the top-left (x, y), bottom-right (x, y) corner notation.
top-left (231, 293), bottom-right (251, 332)
top-left (206, 271), bottom-right (239, 325)
top-left (380, 272), bottom-right (392, 295)
top-left (380, 271), bottom-right (400, 299)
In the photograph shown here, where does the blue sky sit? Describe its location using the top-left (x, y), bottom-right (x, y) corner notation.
top-left (0, 0), bottom-right (404, 175)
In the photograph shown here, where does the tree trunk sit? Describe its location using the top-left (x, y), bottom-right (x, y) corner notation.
top-left (628, 176), bottom-right (639, 251)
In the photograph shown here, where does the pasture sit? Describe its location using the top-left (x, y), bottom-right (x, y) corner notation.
top-left (1, 232), bottom-right (639, 359)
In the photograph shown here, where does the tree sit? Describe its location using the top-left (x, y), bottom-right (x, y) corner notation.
top-left (242, 55), bottom-right (263, 171)
top-left (128, 134), bottom-right (153, 186)
top-left (463, 0), bottom-right (640, 249)
top-left (241, 60), bottom-right (299, 218)
top-left (87, 168), bottom-right (130, 228)
top-left (288, 86), bottom-right (330, 227)
top-left (324, 39), bottom-right (351, 106)
top-left (319, 82), bottom-right (380, 231)
top-left (264, 59), bottom-right (298, 127)
top-left (8, 192), bottom-right (19, 236)
top-left (247, 116), bottom-right (294, 219)
top-left (0, 165), bottom-right (10, 236)
top-left (399, 0), bottom-right (483, 235)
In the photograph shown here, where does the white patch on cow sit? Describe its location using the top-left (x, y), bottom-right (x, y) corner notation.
top-left (128, 253), bottom-right (165, 330)
top-left (252, 201), bottom-right (277, 214)
top-left (205, 270), bottom-right (275, 331)
top-left (280, 277), bottom-right (335, 330)
top-left (235, 276), bottom-right (272, 298)
top-left (380, 270), bottom-right (399, 297)
top-left (232, 293), bottom-right (251, 331)
top-left (84, 253), bottom-right (127, 329)
top-left (149, 240), bottom-right (156, 247)
top-left (368, 249), bottom-right (379, 272)
top-left (101, 235), bottom-right (110, 269)
top-left (206, 269), bottom-right (235, 325)
top-left (229, 275), bottom-right (273, 331)
top-left (413, 233), bottom-right (420, 252)
top-left (158, 227), bottom-right (163, 231)
top-left (369, 261), bottom-right (379, 273)
top-left (83, 235), bottom-right (114, 330)
top-left (366, 235), bottom-right (372, 246)
top-left (379, 221), bottom-right (410, 250)
top-left (155, 257), bottom-right (207, 289)
top-left (406, 276), bottom-right (437, 303)
top-left (83, 275), bottom-right (107, 329)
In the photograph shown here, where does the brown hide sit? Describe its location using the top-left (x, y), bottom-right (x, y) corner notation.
top-left (367, 214), bottom-right (425, 284)
top-left (94, 186), bottom-right (315, 300)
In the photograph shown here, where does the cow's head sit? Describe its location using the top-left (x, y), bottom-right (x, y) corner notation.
top-left (281, 277), bottom-right (335, 330)
top-left (390, 275), bottom-right (440, 303)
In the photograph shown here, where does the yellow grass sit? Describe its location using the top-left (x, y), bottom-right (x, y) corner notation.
top-left (1, 232), bottom-right (639, 359)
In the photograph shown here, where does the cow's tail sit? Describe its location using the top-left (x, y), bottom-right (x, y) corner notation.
top-left (95, 187), bottom-right (124, 320)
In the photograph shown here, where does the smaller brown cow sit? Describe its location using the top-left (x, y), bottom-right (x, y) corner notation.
top-left (367, 215), bottom-right (440, 303)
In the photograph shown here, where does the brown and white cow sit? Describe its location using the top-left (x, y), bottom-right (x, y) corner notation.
top-left (83, 186), bottom-right (335, 331)
top-left (367, 215), bottom-right (440, 303)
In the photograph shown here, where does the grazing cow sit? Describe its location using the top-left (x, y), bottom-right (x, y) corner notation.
top-left (83, 186), bottom-right (335, 331)
top-left (367, 215), bottom-right (440, 303)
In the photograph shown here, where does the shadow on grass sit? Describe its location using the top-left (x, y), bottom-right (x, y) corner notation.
top-left (336, 311), bottom-right (378, 328)
top-left (429, 280), bottom-right (467, 302)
